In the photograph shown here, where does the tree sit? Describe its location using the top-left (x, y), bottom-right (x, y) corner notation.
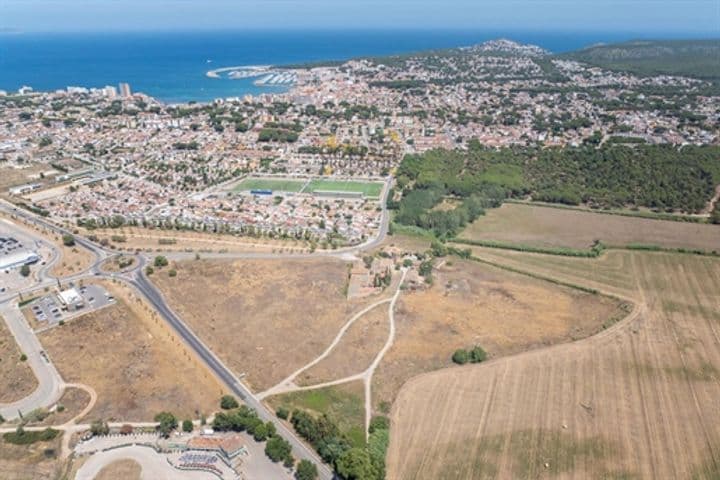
top-left (368, 416), bottom-right (389, 434)
top-left (154, 411), bottom-right (178, 437)
top-left (469, 345), bottom-right (487, 363)
top-left (710, 204), bottom-right (720, 224)
top-left (182, 419), bottom-right (193, 433)
top-left (452, 349), bottom-right (469, 365)
top-left (20, 265), bottom-right (30, 277)
top-left (265, 435), bottom-right (292, 463)
top-left (62, 234), bottom-right (75, 247)
top-left (276, 407), bottom-right (289, 420)
top-left (90, 419), bottom-right (109, 436)
top-left (253, 422), bottom-right (268, 442)
top-left (336, 448), bottom-right (378, 480)
top-left (220, 395), bottom-right (239, 410)
top-left (295, 460), bottom-right (319, 480)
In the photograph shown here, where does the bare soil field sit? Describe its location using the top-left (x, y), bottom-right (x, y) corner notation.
top-left (0, 436), bottom-right (64, 480)
top-left (95, 459), bottom-right (142, 480)
top-left (297, 302), bottom-right (390, 386)
top-left (152, 258), bottom-right (384, 392)
top-left (0, 165), bottom-right (48, 193)
top-left (0, 316), bottom-right (38, 403)
top-left (459, 202), bottom-right (720, 251)
top-left (388, 252), bottom-right (720, 480)
top-left (267, 381), bottom-right (366, 448)
top-left (38, 282), bottom-right (223, 422)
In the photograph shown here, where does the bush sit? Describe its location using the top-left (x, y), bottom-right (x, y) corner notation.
top-left (168, 269), bottom-right (177, 277)
top-left (3, 427), bottom-right (59, 445)
top-left (220, 395), bottom-right (239, 410)
top-left (62, 234), bottom-right (75, 247)
top-left (265, 435), bottom-right (292, 463)
top-left (153, 255), bottom-right (169, 268)
top-left (182, 419), bottom-right (193, 432)
top-left (145, 266), bottom-right (154, 275)
top-left (295, 459), bottom-right (319, 480)
top-left (276, 407), bottom-right (289, 420)
top-left (90, 419), bottom-right (109, 436)
top-left (452, 349), bottom-right (469, 365)
top-left (469, 345), bottom-right (487, 363)
top-left (20, 265), bottom-right (30, 277)
top-left (368, 416), bottom-right (389, 434)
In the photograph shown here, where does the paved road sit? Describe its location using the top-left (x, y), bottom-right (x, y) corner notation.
top-left (0, 302), bottom-right (64, 420)
top-left (129, 272), bottom-right (335, 480)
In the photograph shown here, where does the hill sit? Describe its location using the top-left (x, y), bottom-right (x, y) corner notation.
top-left (563, 39), bottom-right (720, 81)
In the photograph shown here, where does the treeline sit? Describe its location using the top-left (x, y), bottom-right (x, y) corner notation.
top-left (290, 409), bottom-right (389, 480)
top-left (391, 143), bottom-right (720, 237)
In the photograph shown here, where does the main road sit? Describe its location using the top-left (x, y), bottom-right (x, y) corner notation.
top-left (0, 180), bottom-right (392, 479)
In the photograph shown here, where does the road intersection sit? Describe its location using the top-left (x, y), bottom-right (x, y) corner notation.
top-left (0, 191), bottom-right (392, 479)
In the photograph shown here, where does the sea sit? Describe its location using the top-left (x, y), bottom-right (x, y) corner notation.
top-left (0, 29), bottom-right (701, 104)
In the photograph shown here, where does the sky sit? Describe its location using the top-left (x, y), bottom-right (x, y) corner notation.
top-left (2, 0), bottom-right (719, 34)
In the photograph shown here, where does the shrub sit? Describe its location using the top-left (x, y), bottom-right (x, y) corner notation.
top-left (62, 234), bottom-right (75, 247)
top-left (220, 395), bottom-right (239, 410)
top-left (276, 407), bottom-right (289, 420)
top-left (90, 419), bottom-right (109, 436)
top-left (452, 349), bottom-right (469, 365)
top-left (20, 353), bottom-right (27, 362)
top-left (368, 416), bottom-right (389, 434)
top-left (182, 419), bottom-right (193, 432)
top-left (295, 459), bottom-right (319, 480)
top-left (469, 345), bottom-right (487, 363)
top-left (4, 427), bottom-right (59, 445)
top-left (153, 255), bottom-right (169, 268)
top-left (20, 264), bottom-right (30, 277)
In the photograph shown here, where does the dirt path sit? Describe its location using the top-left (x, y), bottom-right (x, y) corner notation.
top-left (258, 297), bottom-right (393, 400)
top-left (59, 383), bottom-right (97, 459)
top-left (262, 269), bottom-right (409, 440)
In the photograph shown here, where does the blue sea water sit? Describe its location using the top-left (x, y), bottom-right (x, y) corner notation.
top-left (0, 29), bottom-right (701, 103)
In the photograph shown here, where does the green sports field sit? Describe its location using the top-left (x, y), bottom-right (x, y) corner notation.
top-left (233, 177), bottom-right (306, 193)
top-left (307, 179), bottom-right (384, 197)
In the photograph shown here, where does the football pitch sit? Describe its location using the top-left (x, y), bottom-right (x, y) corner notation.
top-left (306, 179), bottom-right (384, 197)
top-left (232, 177), bottom-right (306, 192)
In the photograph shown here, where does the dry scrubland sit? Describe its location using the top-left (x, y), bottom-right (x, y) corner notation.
top-left (298, 302), bottom-right (389, 386)
top-left (373, 259), bottom-right (625, 413)
top-left (152, 258), bottom-right (384, 392)
top-left (89, 226), bottom-right (310, 254)
top-left (0, 316), bottom-right (38, 403)
top-left (39, 282), bottom-right (222, 421)
top-left (388, 251), bottom-right (720, 480)
top-left (459, 202), bottom-right (720, 251)
top-left (0, 436), bottom-right (64, 480)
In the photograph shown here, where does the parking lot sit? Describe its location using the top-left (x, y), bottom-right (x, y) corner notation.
top-left (30, 284), bottom-right (114, 328)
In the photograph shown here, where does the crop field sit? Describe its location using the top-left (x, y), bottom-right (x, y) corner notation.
top-left (372, 259), bottom-right (625, 415)
top-left (387, 252), bottom-right (720, 480)
top-left (38, 282), bottom-right (223, 421)
top-left (307, 179), bottom-right (384, 197)
top-left (458, 202), bottom-right (720, 251)
top-left (266, 381), bottom-right (366, 448)
top-left (151, 258), bottom-right (384, 392)
top-left (232, 177), bottom-right (306, 192)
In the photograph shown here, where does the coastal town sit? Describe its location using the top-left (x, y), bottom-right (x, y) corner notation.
top-left (1, 39), bottom-right (717, 250)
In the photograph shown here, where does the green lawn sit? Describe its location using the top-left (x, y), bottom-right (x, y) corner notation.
top-left (232, 177), bottom-right (306, 193)
top-left (307, 179), bottom-right (384, 197)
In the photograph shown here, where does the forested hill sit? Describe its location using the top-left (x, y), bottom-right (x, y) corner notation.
top-left (563, 39), bottom-right (720, 81)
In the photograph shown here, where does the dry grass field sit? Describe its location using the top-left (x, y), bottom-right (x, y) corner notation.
top-left (388, 252), bottom-right (720, 480)
top-left (95, 459), bottom-right (141, 480)
top-left (297, 302), bottom-right (389, 386)
top-left (459, 202), bottom-right (720, 251)
top-left (88, 226), bottom-right (309, 254)
top-left (0, 316), bottom-right (38, 403)
top-left (152, 258), bottom-right (384, 392)
top-left (30, 387), bottom-right (91, 427)
top-left (38, 282), bottom-right (223, 422)
top-left (372, 259), bottom-right (625, 414)
top-left (0, 436), bottom-right (64, 480)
